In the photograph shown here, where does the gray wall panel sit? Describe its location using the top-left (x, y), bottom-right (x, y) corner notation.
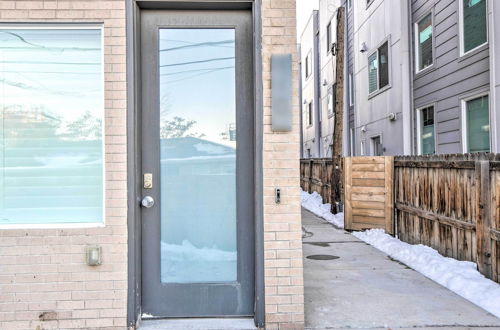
top-left (412, 0), bottom-right (491, 154)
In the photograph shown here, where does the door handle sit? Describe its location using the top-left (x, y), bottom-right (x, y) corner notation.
top-left (141, 196), bottom-right (155, 208)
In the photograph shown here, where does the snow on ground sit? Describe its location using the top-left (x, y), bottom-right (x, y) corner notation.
top-left (301, 189), bottom-right (344, 228)
top-left (353, 229), bottom-right (500, 318)
top-left (161, 240), bottom-right (236, 283)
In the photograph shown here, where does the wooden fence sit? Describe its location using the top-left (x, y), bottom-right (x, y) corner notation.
top-left (394, 154), bottom-right (500, 283)
top-left (344, 157), bottom-right (394, 234)
top-left (300, 154), bottom-right (500, 283)
top-left (300, 158), bottom-right (333, 204)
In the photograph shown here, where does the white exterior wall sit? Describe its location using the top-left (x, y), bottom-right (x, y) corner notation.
top-left (352, 0), bottom-right (410, 156)
top-left (319, 0), bottom-right (341, 157)
top-left (300, 11), bottom-right (319, 158)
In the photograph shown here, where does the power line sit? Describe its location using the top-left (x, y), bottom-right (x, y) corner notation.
top-left (0, 60), bottom-right (100, 66)
top-left (161, 66), bottom-right (234, 76)
top-left (0, 31), bottom-right (100, 52)
top-left (160, 40), bottom-right (234, 52)
top-left (160, 57), bottom-right (234, 68)
top-left (161, 66), bottom-right (232, 84)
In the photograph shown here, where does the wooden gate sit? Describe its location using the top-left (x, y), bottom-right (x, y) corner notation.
top-left (344, 156), bottom-right (394, 234)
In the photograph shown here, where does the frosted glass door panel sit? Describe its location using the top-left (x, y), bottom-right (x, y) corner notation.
top-left (159, 29), bottom-right (237, 283)
top-left (0, 28), bottom-right (103, 225)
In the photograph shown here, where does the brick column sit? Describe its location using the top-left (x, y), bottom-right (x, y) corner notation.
top-left (261, 0), bottom-right (305, 329)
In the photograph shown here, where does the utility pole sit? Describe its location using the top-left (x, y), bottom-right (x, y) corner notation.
top-left (330, 7), bottom-right (345, 214)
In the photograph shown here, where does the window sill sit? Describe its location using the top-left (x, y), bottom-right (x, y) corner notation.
top-left (414, 64), bottom-right (436, 78)
top-left (0, 222), bottom-right (105, 230)
top-left (458, 43), bottom-right (489, 63)
top-left (368, 84), bottom-right (391, 99)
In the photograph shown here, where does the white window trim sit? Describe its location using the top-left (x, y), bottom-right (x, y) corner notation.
top-left (348, 73), bottom-right (354, 106)
top-left (360, 139), bottom-right (366, 156)
top-left (416, 104), bottom-right (437, 155)
top-left (0, 23), bottom-right (106, 228)
top-left (349, 128), bottom-right (355, 156)
top-left (414, 11), bottom-right (435, 74)
top-left (307, 101), bottom-right (313, 127)
top-left (305, 50), bottom-right (312, 79)
top-left (326, 21), bottom-right (332, 55)
top-left (367, 37), bottom-right (391, 98)
top-left (369, 134), bottom-right (383, 156)
top-left (461, 92), bottom-right (491, 153)
top-left (458, 0), bottom-right (489, 57)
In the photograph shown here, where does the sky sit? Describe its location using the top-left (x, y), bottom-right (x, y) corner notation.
top-left (296, 0), bottom-right (319, 36)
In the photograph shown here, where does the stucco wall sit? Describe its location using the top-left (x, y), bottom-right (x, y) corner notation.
top-left (0, 1), bottom-right (128, 329)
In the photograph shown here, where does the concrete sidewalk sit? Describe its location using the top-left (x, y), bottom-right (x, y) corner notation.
top-left (302, 209), bottom-right (500, 330)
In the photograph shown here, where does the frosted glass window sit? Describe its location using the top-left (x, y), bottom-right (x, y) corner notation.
top-left (159, 28), bottom-right (237, 283)
top-left (462, 0), bottom-right (487, 53)
top-left (0, 28), bottom-right (103, 225)
top-left (466, 95), bottom-right (490, 153)
top-left (417, 13), bottom-right (433, 71)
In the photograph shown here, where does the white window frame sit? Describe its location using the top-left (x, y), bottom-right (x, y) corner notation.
top-left (360, 139), bottom-right (366, 156)
top-left (414, 11), bottom-right (434, 74)
top-left (458, 0), bottom-right (489, 57)
top-left (0, 24), bottom-right (106, 229)
top-left (369, 134), bottom-right (383, 156)
top-left (416, 104), bottom-right (437, 155)
top-left (348, 73), bottom-right (354, 106)
top-left (349, 128), bottom-right (355, 156)
top-left (461, 92), bottom-right (491, 153)
top-left (367, 37), bottom-right (391, 97)
top-left (326, 21), bottom-right (332, 55)
top-left (307, 101), bottom-right (313, 127)
top-left (305, 50), bottom-right (312, 79)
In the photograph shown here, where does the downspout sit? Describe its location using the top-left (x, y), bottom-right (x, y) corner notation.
top-left (488, 0), bottom-right (499, 152)
top-left (313, 11), bottom-right (322, 157)
top-left (400, 0), bottom-right (413, 155)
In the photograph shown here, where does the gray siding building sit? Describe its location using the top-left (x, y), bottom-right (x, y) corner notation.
top-left (300, 0), bottom-right (500, 158)
top-left (412, 0), bottom-right (499, 154)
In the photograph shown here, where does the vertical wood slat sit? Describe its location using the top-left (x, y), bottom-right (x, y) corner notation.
top-left (344, 157), bottom-right (353, 230)
top-left (385, 157), bottom-right (394, 235)
top-left (476, 160), bottom-right (492, 278)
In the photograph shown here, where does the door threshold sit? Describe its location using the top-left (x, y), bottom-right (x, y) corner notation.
top-left (139, 318), bottom-right (256, 330)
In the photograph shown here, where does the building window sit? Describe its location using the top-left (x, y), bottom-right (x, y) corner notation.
top-left (371, 136), bottom-right (383, 156)
top-left (306, 102), bottom-right (313, 126)
top-left (348, 73), bottom-right (354, 106)
top-left (463, 94), bottom-right (490, 153)
top-left (326, 21), bottom-right (332, 55)
top-left (0, 26), bottom-right (104, 226)
top-left (305, 51), bottom-right (312, 78)
top-left (460, 0), bottom-right (488, 55)
top-left (418, 106), bottom-right (435, 155)
top-left (328, 84), bottom-right (336, 117)
top-left (415, 13), bottom-right (433, 72)
top-left (349, 128), bottom-right (355, 156)
top-left (368, 41), bottom-right (389, 95)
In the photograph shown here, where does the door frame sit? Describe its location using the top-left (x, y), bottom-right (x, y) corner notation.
top-left (125, 0), bottom-right (265, 328)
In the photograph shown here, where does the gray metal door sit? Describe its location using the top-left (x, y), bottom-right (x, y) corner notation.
top-left (140, 10), bottom-right (254, 318)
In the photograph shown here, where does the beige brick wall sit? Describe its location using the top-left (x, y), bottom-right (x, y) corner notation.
top-left (261, 1), bottom-right (304, 329)
top-left (0, 1), bottom-right (128, 329)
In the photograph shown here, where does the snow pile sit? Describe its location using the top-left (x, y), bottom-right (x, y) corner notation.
top-left (353, 229), bottom-right (500, 318)
top-left (161, 240), bottom-right (236, 283)
top-left (301, 189), bottom-right (344, 228)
